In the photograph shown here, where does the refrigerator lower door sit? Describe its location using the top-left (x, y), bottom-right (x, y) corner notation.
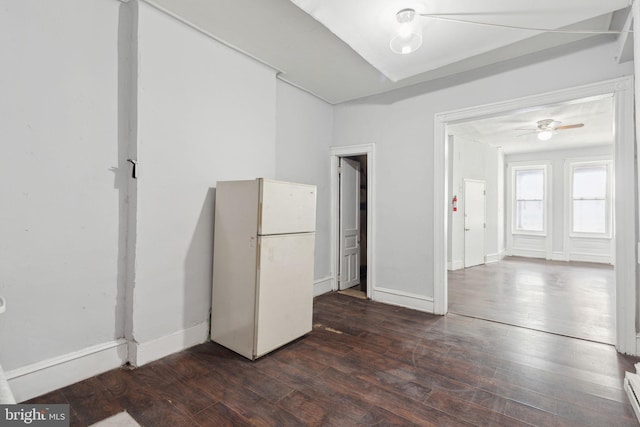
top-left (254, 233), bottom-right (315, 358)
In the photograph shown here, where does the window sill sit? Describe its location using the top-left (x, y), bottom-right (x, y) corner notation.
top-left (569, 233), bottom-right (612, 240)
top-left (512, 231), bottom-right (546, 237)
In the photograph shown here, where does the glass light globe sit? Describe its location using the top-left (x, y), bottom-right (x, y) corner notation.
top-left (390, 8), bottom-right (422, 55)
top-left (537, 130), bottom-right (553, 141)
top-left (390, 33), bottom-right (423, 54)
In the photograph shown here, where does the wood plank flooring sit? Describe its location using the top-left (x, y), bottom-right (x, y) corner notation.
top-left (448, 257), bottom-right (615, 344)
top-left (28, 292), bottom-right (639, 426)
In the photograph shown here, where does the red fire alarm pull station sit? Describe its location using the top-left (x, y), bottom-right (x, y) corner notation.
top-left (452, 195), bottom-right (457, 212)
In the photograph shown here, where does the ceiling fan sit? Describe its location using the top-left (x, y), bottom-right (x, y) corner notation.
top-left (518, 119), bottom-right (584, 141)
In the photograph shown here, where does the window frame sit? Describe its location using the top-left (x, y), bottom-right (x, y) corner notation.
top-left (567, 159), bottom-right (613, 239)
top-left (511, 164), bottom-right (548, 236)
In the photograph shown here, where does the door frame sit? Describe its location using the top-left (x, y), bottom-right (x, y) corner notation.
top-left (433, 77), bottom-right (637, 355)
top-left (330, 144), bottom-right (376, 299)
top-left (463, 178), bottom-right (486, 268)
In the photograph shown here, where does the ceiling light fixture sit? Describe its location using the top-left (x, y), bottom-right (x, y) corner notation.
top-left (537, 130), bottom-right (553, 141)
top-left (390, 8), bottom-right (423, 55)
top-left (389, 9), bottom-right (629, 55)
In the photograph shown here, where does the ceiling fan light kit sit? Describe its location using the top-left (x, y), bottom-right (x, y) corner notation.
top-left (537, 130), bottom-right (554, 141)
top-left (390, 8), bottom-right (423, 54)
top-left (520, 118), bottom-right (585, 141)
top-left (388, 5), bottom-right (628, 57)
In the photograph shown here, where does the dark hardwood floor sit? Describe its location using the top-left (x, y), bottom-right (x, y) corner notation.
top-left (449, 257), bottom-right (615, 344)
top-left (28, 292), bottom-right (639, 426)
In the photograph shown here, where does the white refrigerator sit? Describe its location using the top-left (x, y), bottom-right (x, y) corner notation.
top-left (211, 178), bottom-right (316, 360)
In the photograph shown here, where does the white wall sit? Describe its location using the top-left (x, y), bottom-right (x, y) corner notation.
top-left (484, 147), bottom-right (504, 262)
top-left (506, 145), bottom-right (614, 262)
top-left (132, 3), bottom-right (277, 358)
top-left (448, 136), bottom-right (502, 269)
top-left (497, 149), bottom-right (505, 257)
top-left (0, 0), bottom-right (333, 400)
top-left (332, 40), bottom-right (632, 303)
top-left (275, 81), bottom-right (333, 282)
top-left (0, 0), bottom-right (123, 369)
top-left (0, 0), bottom-right (131, 402)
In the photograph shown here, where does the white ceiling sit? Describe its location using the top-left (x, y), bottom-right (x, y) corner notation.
top-left (290, 0), bottom-right (630, 82)
top-left (448, 95), bottom-right (614, 155)
top-left (148, 0), bottom-right (631, 103)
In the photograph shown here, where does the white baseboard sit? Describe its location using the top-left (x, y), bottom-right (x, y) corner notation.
top-left (485, 253), bottom-right (504, 264)
top-left (5, 339), bottom-right (128, 403)
top-left (568, 252), bottom-right (613, 264)
top-left (511, 249), bottom-right (546, 259)
top-left (448, 260), bottom-right (464, 271)
top-left (634, 336), bottom-right (640, 356)
top-left (0, 363), bottom-right (15, 404)
top-left (373, 286), bottom-right (435, 313)
top-left (625, 371), bottom-right (640, 423)
top-left (313, 276), bottom-right (334, 297)
top-left (129, 321), bottom-right (209, 367)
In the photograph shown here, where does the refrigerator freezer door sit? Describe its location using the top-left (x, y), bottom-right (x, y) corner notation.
top-left (259, 180), bottom-right (316, 235)
top-left (254, 233), bottom-right (314, 358)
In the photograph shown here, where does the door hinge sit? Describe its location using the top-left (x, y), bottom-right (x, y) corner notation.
top-left (483, 190), bottom-right (486, 196)
top-left (337, 275), bottom-right (342, 283)
top-left (484, 223), bottom-right (486, 228)
top-left (338, 166), bottom-right (342, 174)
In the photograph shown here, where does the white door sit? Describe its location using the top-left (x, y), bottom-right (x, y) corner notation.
top-left (339, 158), bottom-right (360, 290)
top-left (464, 180), bottom-right (486, 268)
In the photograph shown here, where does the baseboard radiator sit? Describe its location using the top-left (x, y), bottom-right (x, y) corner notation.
top-left (624, 363), bottom-right (640, 423)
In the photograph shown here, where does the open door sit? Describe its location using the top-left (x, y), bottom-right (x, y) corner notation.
top-left (464, 179), bottom-right (486, 267)
top-left (339, 157), bottom-right (360, 290)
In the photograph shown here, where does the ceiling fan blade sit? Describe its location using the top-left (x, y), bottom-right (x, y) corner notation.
top-left (516, 131), bottom-right (537, 137)
top-left (555, 123), bottom-right (584, 130)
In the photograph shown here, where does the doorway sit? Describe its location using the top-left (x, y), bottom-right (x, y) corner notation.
top-left (329, 144), bottom-right (376, 300)
top-left (338, 156), bottom-right (368, 295)
top-left (433, 77), bottom-right (637, 354)
top-left (446, 95), bottom-right (616, 344)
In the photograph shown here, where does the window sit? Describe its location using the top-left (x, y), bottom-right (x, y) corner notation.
top-left (514, 167), bottom-right (545, 233)
top-left (571, 162), bottom-right (611, 235)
